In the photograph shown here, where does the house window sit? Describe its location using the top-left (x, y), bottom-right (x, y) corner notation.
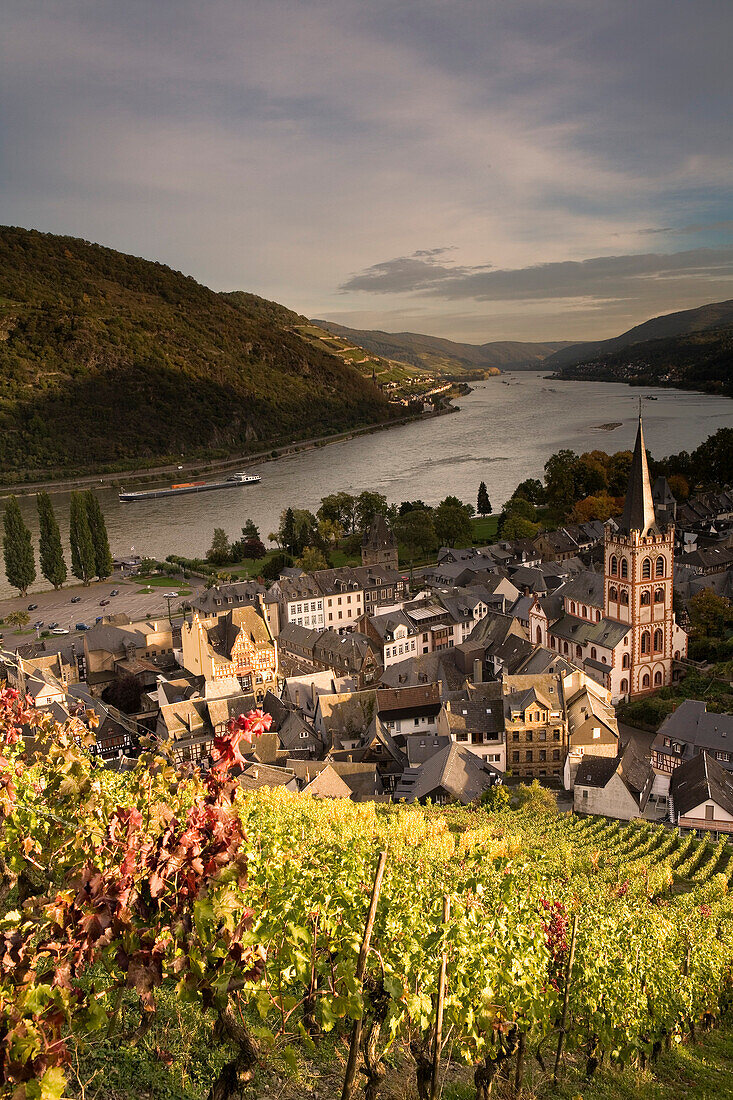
top-left (553, 730), bottom-right (561, 740)
top-left (553, 749), bottom-right (560, 761)
top-left (539, 731), bottom-right (546, 741)
top-left (539, 750), bottom-right (546, 762)
top-left (705, 804), bottom-right (715, 820)
top-left (512, 751), bottom-right (520, 763)
top-left (512, 732), bottom-right (519, 741)
top-left (526, 750), bottom-right (533, 762)
top-left (526, 731), bottom-right (533, 742)
top-left (582, 789), bottom-right (588, 800)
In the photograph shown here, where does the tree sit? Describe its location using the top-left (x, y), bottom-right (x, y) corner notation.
top-left (575, 454), bottom-right (608, 498)
top-left (355, 490), bottom-right (388, 532)
top-left (261, 552), bottom-right (294, 582)
top-left (395, 509), bottom-right (437, 563)
top-left (544, 449), bottom-right (579, 512)
top-left (571, 493), bottom-right (619, 523)
top-left (500, 513), bottom-right (541, 540)
top-left (318, 518), bottom-right (343, 547)
top-left (668, 474), bottom-right (690, 501)
top-left (6, 610), bottom-right (30, 628)
top-left (318, 492), bottom-right (357, 531)
top-left (477, 482), bottom-right (492, 516)
top-left (502, 496), bottom-right (536, 522)
top-left (279, 508), bottom-right (297, 555)
top-left (240, 539), bottom-right (266, 560)
top-left (607, 451), bottom-right (634, 496)
top-left (37, 493), bottom-right (67, 589)
top-left (69, 493), bottom-right (96, 586)
top-left (434, 499), bottom-right (473, 548)
top-left (84, 491), bottom-right (113, 579)
top-left (241, 519), bottom-right (260, 541)
top-left (3, 496), bottom-right (35, 596)
top-left (692, 427), bottom-right (733, 485)
top-left (513, 478), bottom-right (545, 505)
top-left (297, 546), bottom-right (328, 573)
top-left (688, 589), bottom-right (731, 639)
top-left (207, 528), bottom-right (231, 565)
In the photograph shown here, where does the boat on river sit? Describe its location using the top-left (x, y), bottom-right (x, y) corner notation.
top-left (119, 472), bottom-right (260, 502)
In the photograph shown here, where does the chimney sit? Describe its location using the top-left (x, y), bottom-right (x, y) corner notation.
top-left (473, 658), bottom-right (482, 685)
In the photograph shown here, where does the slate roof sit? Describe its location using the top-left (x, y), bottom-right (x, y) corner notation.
top-left (671, 751), bottom-right (733, 817)
top-left (287, 759), bottom-right (384, 798)
top-left (652, 700), bottom-right (733, 767)
top-left (190, 580), bottom-right (265, 615)
top-left (369, 609), bottom-right (421, 641)
top-left (378, 650), bottom-right (466, 695)
top-left (557, 570), bottom-right (605, 609)
top-left (550, 613), bottom-right (630, 650)
top-left (404, 734), bottom-right (451, 766)
top-left (237, 763), bottom-right (297, 791)
top-left (618, 415), bottom-right (660, 537)
top-left (442, 698), bottom-right (503, 739)
top-left (376, 682), bottom-right (442, 719)
top-left (575, 741), bottom-right (654, 810)
top-left (394, 742), bottom-right (500, 804)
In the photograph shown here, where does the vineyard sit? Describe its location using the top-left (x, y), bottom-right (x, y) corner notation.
top-left (1, 691), bottom-right (733, 1100)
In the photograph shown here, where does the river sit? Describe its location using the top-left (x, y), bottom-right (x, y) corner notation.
top-left (4, 375), bottom-right (733, 599)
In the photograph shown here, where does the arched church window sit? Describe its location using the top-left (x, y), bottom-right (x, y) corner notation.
top-left (656, 557), bottom-right (665, 576)
top-left (621, 559), bottom-right (628, 578)
top-left (609, 585), bottom-right (617, 601)
top-left (642, 557), bottom-right (652, 579)
top-left (610, 555), bottom-right (618, 576)
top-left (620, 590), bottom-right (629, 606)
top-left (640, 591), bottom-right (651, 606)
top-left (621, 678), bottom-right (628, 693)
top-left (654, 588), bottom-right (664, 603)
top-left (642, 672), bottom-right (650, 689)
top-left (654, 629), bottom-right (663, 652)
top-left (641, 631), bottom-right (650, 654)
top-left (536, 627), bottom-right (542, 644)
top-left (654, 670), bottom-right (663, 686)
top-left (591, 647), bottom-right (597, 659)
top-left (622, 653), bottom-right (630, 669)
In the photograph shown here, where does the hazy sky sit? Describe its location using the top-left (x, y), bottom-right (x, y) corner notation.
top-left (2, 1), bottom-right (732, 341)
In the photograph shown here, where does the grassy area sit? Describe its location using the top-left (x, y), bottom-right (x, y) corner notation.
top-left (471, 514), bottom-right (500, 543)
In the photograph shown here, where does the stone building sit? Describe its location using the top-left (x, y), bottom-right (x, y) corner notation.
top-left (362, 514), bottom-right (399, 570)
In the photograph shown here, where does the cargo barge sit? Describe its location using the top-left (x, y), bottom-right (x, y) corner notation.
top-left (119, 472), bottom-right (260, 502)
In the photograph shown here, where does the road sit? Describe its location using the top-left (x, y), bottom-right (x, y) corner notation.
top-left (0, 573), bottom-right (204, 651)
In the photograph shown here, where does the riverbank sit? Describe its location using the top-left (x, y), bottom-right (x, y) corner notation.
top-left (0, 403), bottom-right (458, 499)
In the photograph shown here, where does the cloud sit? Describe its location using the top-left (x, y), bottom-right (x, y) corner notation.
top-left (341, 247), bottom-right (733, 303)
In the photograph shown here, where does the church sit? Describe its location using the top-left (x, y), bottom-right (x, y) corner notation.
top-left (529, 414), bottom-right (687, 703)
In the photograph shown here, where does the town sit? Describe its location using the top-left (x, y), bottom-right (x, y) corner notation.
top-left (4, 413), bottom-right (732, 838)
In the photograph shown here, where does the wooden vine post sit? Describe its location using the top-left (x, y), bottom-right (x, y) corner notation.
top-left (553, 913), bottom-right (579, 1082)
top-left (429, 894), bottom-right (451, 1100)
top-left (341, 850), bottom-right (388, 1100)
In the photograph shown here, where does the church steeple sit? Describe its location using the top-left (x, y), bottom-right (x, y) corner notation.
top-left (618, 410), bottom-right (657, 536)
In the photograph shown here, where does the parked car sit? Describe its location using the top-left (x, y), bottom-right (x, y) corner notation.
top-left (51, 628), bottom-right (69, 635)
top-left (71, 596), bottom-right (81, 604)
top-left (33, 621), bottom-right (44, 630)
top-left (99, 599), bottom-right (110, 606)
top-left (75, 622), bottom-right (89, 631)
top-left (28, 603), bottom-right (38, 611)
top-left (163, 592), bottom-right (179, 599)
top-left (110, 589), bottom-right (119, 596)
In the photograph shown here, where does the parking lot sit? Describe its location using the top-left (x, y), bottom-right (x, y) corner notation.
top-left (0, 572), bottom-right (204, 651)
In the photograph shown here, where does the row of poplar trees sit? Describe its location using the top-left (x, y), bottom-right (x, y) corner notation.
top-left (2, 491), bottom-right (113, 597)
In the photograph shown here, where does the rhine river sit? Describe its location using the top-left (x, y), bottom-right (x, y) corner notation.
top-left (5, 375), bottom-right (733, 599)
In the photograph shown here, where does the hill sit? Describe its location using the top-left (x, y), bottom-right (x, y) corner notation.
top-left (0, 227), bottom-right (395, 478)
top-left (545, 298), bottom-right (733, 370)
top-left (311, 319), bottom-right (571, 375)
top-left (553, 323), bottom-right (733, 395)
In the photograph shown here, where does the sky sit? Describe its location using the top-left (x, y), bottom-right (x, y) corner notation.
top-left (2, 0), bottom-right (732, 342)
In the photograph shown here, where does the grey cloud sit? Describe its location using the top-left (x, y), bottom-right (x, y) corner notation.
top-left (341, 248), bottom-right (733, 302)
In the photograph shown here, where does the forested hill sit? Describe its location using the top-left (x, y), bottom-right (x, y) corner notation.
top-left (0, 227), bottom-right (394, 478)
top-left (311, 320), bottom-right (571, 375)
top-left (545, 298), bottom-right (733, 370)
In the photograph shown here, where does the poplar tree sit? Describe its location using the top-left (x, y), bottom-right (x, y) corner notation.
top-left (84, 491), bottom-right (114, 579)
top-left (69, 492), bottom-right (95, 585)
top-left (37, 492), bottom-right (67, 589)
top-left (2, 496), bottom-right (35, 596)
top-left (477, 481), bottom-right (492, 517)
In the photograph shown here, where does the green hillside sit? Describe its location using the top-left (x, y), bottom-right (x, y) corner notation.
top-left (555, 324), bottom-right (733, 395)
top-left (546, 297), bottom-right (733, 370)
top-left (0, 227), bottom-right (395, 478)
top-left (311, 319), bottom-right (571, 375)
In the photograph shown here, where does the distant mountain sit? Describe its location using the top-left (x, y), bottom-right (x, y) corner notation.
top-left (311, 321), bottom-right (572, 376)
top-left (545, 299), bottom-right (733, 369)
top-left (0, 227), bottom-right (394, 478)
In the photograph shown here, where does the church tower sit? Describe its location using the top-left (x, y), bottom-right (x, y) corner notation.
top-left (603, 412), bottom-right (686, 697)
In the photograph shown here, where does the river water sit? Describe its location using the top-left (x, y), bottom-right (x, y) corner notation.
top-left (5, 375), bottom-right (733, 599)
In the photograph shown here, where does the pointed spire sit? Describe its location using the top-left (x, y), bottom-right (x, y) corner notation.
top-left (619, 412), bottom-right (657, 536)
